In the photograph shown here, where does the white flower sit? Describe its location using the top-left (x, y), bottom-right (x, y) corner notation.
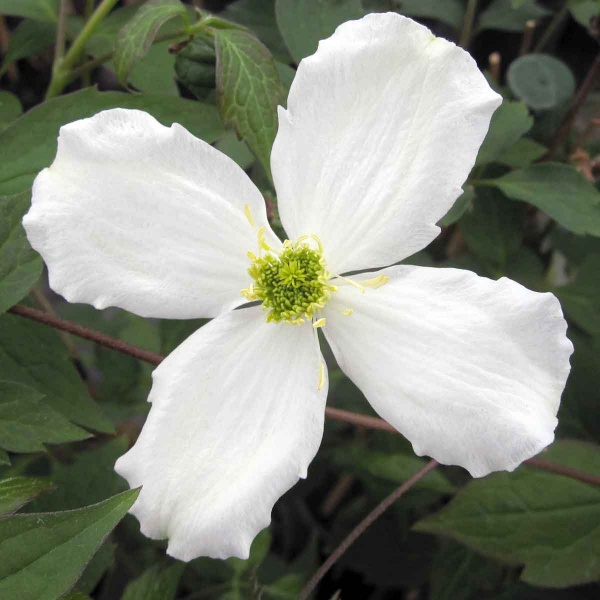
top-left (23, 13), bottom-right (573, 562)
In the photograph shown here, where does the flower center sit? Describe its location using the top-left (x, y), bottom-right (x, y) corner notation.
top-left (243, 236), bottom-right (334, 324)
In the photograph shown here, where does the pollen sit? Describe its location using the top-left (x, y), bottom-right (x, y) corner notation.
top-left (243, 237), bottom-right (335, 324)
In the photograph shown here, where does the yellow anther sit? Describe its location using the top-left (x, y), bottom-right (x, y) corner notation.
top-left (335, 275), bottom-right (365, 294)
top-left (311, 234), bottom-right (324, 253)
top-left (244, 204), bottom-right (256, 228)
top-left (341, 308), bottom-right (354, 316)
top-left (313, 318), bottom-right (326, 328)
top-left (247, 250), bottom-right (257, 260)
top-left (318, 362), bottom-right (326, 391)
top-left (362, 274), bottom-right (390, 289)
top-left (257, 227), bottom-right (272, 252)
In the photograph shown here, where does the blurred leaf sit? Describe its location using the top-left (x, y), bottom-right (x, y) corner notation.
top-left (438, 186), bottom-right (474, 227)
top-left (478, 0), bottom-right (551, 32)
top-left (0, 19), bottom-right (55, 77)
top-left (384, 0), bottom-right (465, 29)
top-left (0, 449), bottom-right (9, 466)
top-left (122, 563), bottom-right (184, 600)
top-left (555, 254), bottom-right (600, 336)
top-left (495, 137), bottom-right (546, 168)
top-left (504, 247), bottom-right (545, 290)
top-left (32, 438), bottom-right (129, 511)
top-left (215, 131), bottom-right (255, 170)
top-left (0, 0), bottom-right (59, 22)
top-left (76, 541), bottom-right (115, 595)
top-left (0, 476), bottom-right (53, 514)
top-left (484, 163), bottom-right (600, 236)
top-left (0, 87), bottom-right (224, 195)
top-left (552, 229), bottom-right (600, 266)
top-left (0, 314), bottom-right (113, 433)
top-left (415, 441), bottom-right (600, 588)
top-left (0, 191), bottom-right (42, 314)
top-left (429, 541), bottom-right (504, 600)
top-left (0, 380), bottom-right (89, 453)
top-left (0, 91), bottom-right (21, 131)
top-left (113, 0), bottom-right (188, 86)
top-left (129, 42), bottom-right (178, 95)
top-left (476, 101), bottom-right (533, 166)
top-left (507, 54), bottom-right (576, 111)
top-left (174, 33), bottom-right (217, 99)
top-left (160, 318), bottom-right (206, 355)
top-left (568, 0), bottom-right (600, 28)
top-left (0, 489), bottom-right (139, 600)
top-left (222, 0), bottom-right (291, 61)
top-left (275, 0), bottom-right (364, 62)
top-left (63, 591), bottom-right (91, 600)
top-left (263, 574), bottom-right (303, 599)
top-left (215, 28), bottom-right (284, 177)
top-left (460, 186), bottom-right (524, 268)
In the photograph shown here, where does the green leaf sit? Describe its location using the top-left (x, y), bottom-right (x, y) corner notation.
top-left (275, 0), bottom-right (364, 62)
top-left (0, 380), bottom-right (89, 453)
top-left (460, 186), bottom-right (524, 268)
top-left (484, 163), bottom-right (600, 236)
top-left (122, 563), bottom-right (184, 600)
top-left (32, 438), bottom-right (129, 511)
top-left (0, 87), bottom-right (224, 196)
top-left (84, 5), bottom-right (140, 57)
top-left (215, 29), bottom-right (284, 177)
top-left (0, 91), bottom-right (22, 131)
top-left (478, 0), bottom-right (551, 32)
top-left (439, 187), bottom-right (474, 227)
top-left (174, 33), bottom-right (217, 99)
top-left (221, 0), bottom-right (291, 62)
top-left (130, 41), bottom-right (179, 96)
top-left (0, 476), bottom-right (53, 514)
top-left (0, 314), bottom-right (113, 433)
top-left (415, 441), bottom-right (600, 588)
top-left (0, 191), bottom-right (42, 314)
top-left (476, 101), bottom-right (533, 166)
top-left (568, 0), bottom-right (600, 28)
top-left (555, 254), bottom-right (600, 336)
top-left (385, 0), bottom-right (465, 29)
top-left (0, 19), bottom-right (56, 77)
top-left (507, 54), bottom-right (576, 111)
top-left (0, 0), bottom-right (59, 22)
top-left (0, 489), bottom-right (139, 600)
top-left (495, 137), bottom-right (546, 168)
top-left (113, 0), bottom-right (188, 86)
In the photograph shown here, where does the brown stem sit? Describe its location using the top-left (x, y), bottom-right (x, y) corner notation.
top-left (546, 52), bottom-right (600, 160)
top-left (300, 459), bottom-right (439, 599)
top-left (7, 304), bottom-right (600, 487)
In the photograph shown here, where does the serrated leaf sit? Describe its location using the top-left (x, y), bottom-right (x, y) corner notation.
top-left (460, 186), bottom-right (524, 268)
top-left (0, 191), bottom-right (42, 314)
top-left (275, 0), bottom-right (364, 62)
top-left (0, 87), bottom-right (224, 196)
top-left (0, 91), bottom-right (21, 131)
top-left (478, 0), bottom-right (551, 32)
top-left (0, 476), bottom-right (54, 514)
top-left (415, 441), bottom-right (600, 588)
top-left (0, 380), bottom-right (90, 453)
top-left (0, 489), bottom-right (139, 600)
top-left (0, 314), bottom-right (113, 433)
top-left (0, 0), bottom-right (59, 22)
top-left (388, 0), bottom-right (465, 29)
top-left (122, 563), bottom-right (184, 600)
top-left (215, 28), bottom-right (284, 177)
top-left (555, 254), bottom-right (600, 336)
top-left (0, 19), bottom-right (56, 77)
top-left (113, 0), bottom-right (188, 85)
top-left (476, 100), bottom-right (533, 166)
top-left (484, 163), bottom-right (600, 236)
top-left (507, 54), bottom-right (575, 111)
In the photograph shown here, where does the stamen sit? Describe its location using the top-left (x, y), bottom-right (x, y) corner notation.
top-left (318, 362), bottom-right (325, 391)
top-left (313, 318), bottom-right (326, 328)
top-left (334, 275), bottom-right (366, 294)
top-left (362, 274), bottom-right (390, 289)
top-left (244, 204), bottom-right (256, 228)
top-left (341, 308), bottom-right (354, 316)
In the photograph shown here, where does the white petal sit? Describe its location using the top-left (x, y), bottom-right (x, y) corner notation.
top-left (271, 13), bottom-right (501, 274)
top-left (23, 109), bottom-right (279, 319)
top-left (323, 266), bottom-right (573, 477)
top-left (115, 306), bottom-right (327, 561)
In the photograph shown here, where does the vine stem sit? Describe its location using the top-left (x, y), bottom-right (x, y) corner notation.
top-left (459, 0), bottom-right (479, 49)
top-left (299, 459), bottom-right (439, 599)
top-left (7, 304), bottom-right (600, 487)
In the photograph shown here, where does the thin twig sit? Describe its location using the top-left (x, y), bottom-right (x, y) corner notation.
top-left (488, 52), bottom-right (501, 83)
top-left (459, 0), bottom-right (479, 49)
top-left (54, 0), bottom-right (69, 62)
top-left (519, 20), bottom-right (537, 56)
top-left (534, 6), bottom-right (568, 53)
top-left (546, 52), bottom-right (600, 160)
top-left (8, 303), bottom-right (600, 487)
top-left (299, 459), bottom-right (439, 599)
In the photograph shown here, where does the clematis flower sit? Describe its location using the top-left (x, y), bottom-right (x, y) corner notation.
top-left (23, 13), bottom-right (572, 561)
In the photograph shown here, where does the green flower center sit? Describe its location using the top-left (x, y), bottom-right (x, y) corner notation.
top-left (243, 238), bottom-right (334, 324)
